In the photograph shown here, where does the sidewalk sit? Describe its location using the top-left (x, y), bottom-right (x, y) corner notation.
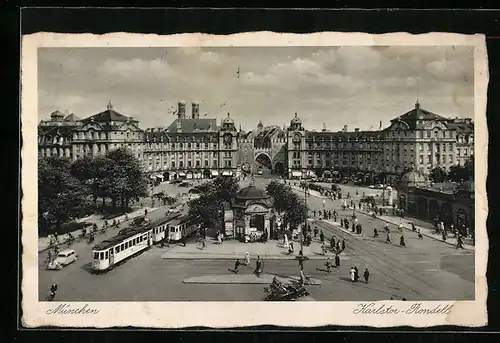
top-left (183, 274), bottom-right (322, 285)
top-left (290, 185), bottom-right (330, 199)
top-left (38, 206), bottom-right (158, 253)
top-left (160, 238), bottom-right (352, 260)
top-left (322, 220), bottom-right (363, 238)
top-left (355, 209), bottom-right (475, 251)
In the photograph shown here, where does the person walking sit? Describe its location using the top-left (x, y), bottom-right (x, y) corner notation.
top-left (335, 253), bottom-right (340, 267)
top-left (350, 267), bottom-right (356, 283)
top-left (244, 252), bottom-right (251, 266)
top-left (400, 234), bottom-right (406, 247)
top-left (336, 241), bottom-right (341, 253)
top-left (288, 242), bottom-right (294, 255)
top-left (233, 259), bottom-right (241, 274)
top-left (325, 258), bottom-right (332, 273)
top-left (313, 227), bottom-right (318, 238)
top-left (321, 242), bottom-right (327, 255)
top-left (363, 268), bottom-right (370, 283)
top-left (386, 231), bottom-right (392, 244)
top-left (417, 229), bottom-right (423, 240)
top-left (354, 266), bottom-right (359, 282)
top-left (341, 239), bottom-right (346, 252)
top-left (456, 234), bottom-right (465, 249)
top-left (320, 230), bottom-right (325, 244)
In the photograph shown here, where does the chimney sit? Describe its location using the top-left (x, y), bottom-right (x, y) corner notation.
top-left (322, 123), bottom-right (327, 132)
top-left (192, 101), bottom-right (200, 119)
top-left (177, 100), bottom-right (186, 119)
top-left (343, 125), bottom-right (348, 132)
top-left (355, 128), bottom-right (360, 132)
top-left (379, 121), bottom-right (382, 130)
top-left (176, 120), bottom-right (182, 132)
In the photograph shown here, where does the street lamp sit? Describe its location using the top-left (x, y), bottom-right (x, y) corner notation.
top-left (302, 179), bottom-right (308, 252)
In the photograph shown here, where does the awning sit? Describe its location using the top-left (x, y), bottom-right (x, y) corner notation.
top-left (292, 171), bottom-right (302, 177)
top-left (178, 172), bottom-right (186, 177)
top-left (211, 170), bottom-right (219, 176)
top-left (222, 171), bottom-right (233, 176)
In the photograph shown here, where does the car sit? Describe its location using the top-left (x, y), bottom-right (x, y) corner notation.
top-left (368, 185), bottom-right (375, 189)
top-left (47, 249), bottom-right (78, 270)
top-left (178, 182), bottom-right (192, 187)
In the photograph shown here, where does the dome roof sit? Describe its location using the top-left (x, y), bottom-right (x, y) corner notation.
top-left (235, 185), bottom-right (269, 200)
top-left (290, 112), bottom-right (302, 125)
top-left (257, 121), bottom-right (264, 128)
top-left (400, 169), bottom-right (427, 185)
top-left (222, 113), bottom-right (234, 125)
top-left (456, 179), bottom-right (474, 194)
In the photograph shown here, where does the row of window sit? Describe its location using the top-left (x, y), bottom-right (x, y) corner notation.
top-left (93, 233), bottom-right (150, 260)
top-left (148, 160), bottom-right (219, 168)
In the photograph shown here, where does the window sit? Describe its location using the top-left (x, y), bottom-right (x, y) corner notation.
top-left (464, 149), bottom-right (468, 156)
top-left (457, 148), bottom-right (461, 156)
top-left (419, 155), bottom-right (424, 164)
top-left (419, 143), bottom-right (423, 151)
top-left (171, 162), bottom-right (175, 168)
top-left (105, 251), bottom-right (109, 259)
top-left (428, 155), bottom-right (432, 163)
top-left (94, 252), bottom-right (99, 259)
top-left (204, 160), bottom-right (209, 167)
top-left (100, 252), bottom-right (104, 260)
top-left (449, 154), bottom-right (453, 162)
top-left (427, 131), bottom-right (431, 138)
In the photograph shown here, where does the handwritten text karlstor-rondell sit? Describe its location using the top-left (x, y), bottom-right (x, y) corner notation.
top-left (353, 303), bottom-right (454, 315)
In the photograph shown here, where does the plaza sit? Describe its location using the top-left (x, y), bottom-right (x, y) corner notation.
top-left (38, 176), bottom-right (474, 302)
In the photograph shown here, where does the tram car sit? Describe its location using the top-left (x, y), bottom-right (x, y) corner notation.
top-left (167, 214), bottom-right (201, 241)
top-left (92, 225), bottom-right (154, 272)
top-left (149, 210), bottom-right (182, 243)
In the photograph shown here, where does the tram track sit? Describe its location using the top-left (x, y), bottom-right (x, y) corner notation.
top-left (313, 220), bottom-right (452, 300)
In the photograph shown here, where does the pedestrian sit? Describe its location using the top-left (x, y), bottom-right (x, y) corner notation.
top-left (442, 230), bottom-right (447, 242)
top-left (456, 235), bottom-right (464, 249)
top-left (400, 235), bottom-right (406, 247)
top-left (386, 231), bottom-right (392, 244)
top-left (336, 241), bottom-right (341, 253)
top-left (288, 242), bottom-right (294, 255)
top-left (320, 230), bottom-right (325, 243)
top-left (350, 267), bottom-right (355, 283)
top-left (244, 252), bottom-right (251, 266)
top-left (342, 239), bottom-right (346, 251)
top-left (254, 255), bottom-right (263, 276)
top-left (321, 242), bottom-right (327, 255)
top-left (313, 227), bottom-right (318, 238)
top-left (411, 222), bottom-right (416, 232)
top-left (335, 253), bottom-right (340, 267)
top-left (330, 236), bottom-right (336, 250)
top-left (354, 266), bottom-right (359, 282)
top-left (363, 268), bottom-right (370, 283)
top-left (325, 258), bottom-right (332, 273)
top-left (313, 210), bottom-right (316, 217)
top-left (344, 219), bottom-right (349, 229)
top-left (373, 228), bottom-right (379, 237)
top-left (417, 229), bottom-right (423, 240)
top-left (233, 259), bottom-right (241, 274)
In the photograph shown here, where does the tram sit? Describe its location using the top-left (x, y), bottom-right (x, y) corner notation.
top-left (91, 209), bottom-right (184, 272)
top-left (167, 214), bottom-right (201, 241)
top-left (92, 225), bottom-right (153, 272)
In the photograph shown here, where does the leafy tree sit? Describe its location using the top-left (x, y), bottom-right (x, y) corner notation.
top-left (430, 167), bottom-right (448, 183)
top-left (449, 157), bottom-right (474, 182)
top-left (70, 155), bottom-right (108, 207)
top-left (266, 180), bottom-right (307, 230)
top-left (38, 156), bottom-right (90, 235)
top-left (188, 176), bottom-right (239, 228)
top-left (105, 148), bottom-right (149, 209)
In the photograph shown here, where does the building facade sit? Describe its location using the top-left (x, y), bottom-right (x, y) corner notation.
top-left (38, 100), bottom-right (474, 183)
top-left (286, 101), bottom-right (475, 184)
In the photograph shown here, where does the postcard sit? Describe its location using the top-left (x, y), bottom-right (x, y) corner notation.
top-left (21, 31), bottom-right (488, 328)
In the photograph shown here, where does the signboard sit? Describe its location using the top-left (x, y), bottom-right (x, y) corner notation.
top-left (245, 204), bottom-right (268, 213)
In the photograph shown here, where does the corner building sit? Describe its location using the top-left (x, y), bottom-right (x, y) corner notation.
top-left (286, 101), bottom-right (474, 184)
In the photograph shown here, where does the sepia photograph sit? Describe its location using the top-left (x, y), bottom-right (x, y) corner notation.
top-left (21, 32), bottom-right (488, 327)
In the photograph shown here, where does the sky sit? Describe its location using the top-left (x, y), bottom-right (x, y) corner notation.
top-left (38, 46), bottom-right (474, 131)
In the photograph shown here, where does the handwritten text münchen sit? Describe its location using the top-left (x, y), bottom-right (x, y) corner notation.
top-left (46, 304), bottom-right (100, 315)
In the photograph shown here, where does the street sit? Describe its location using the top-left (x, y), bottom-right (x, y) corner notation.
top-left (38, 176), bottom-right (474, 301)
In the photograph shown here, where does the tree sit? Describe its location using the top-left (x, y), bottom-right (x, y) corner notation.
top-left (105, 148), bottom-right (149, 209)
top-left (430, 167), bottom-right (448, 183)
top-left (38, 156), bottom-right (90, 235)
top-left (70, 155), bottom-right (108, 207)
top-left (266, 180), bottom-right (307, 230)
top-left (449, 157), bottom-right (474, 182)
top-left (188, 176), bottom-right (239, 228)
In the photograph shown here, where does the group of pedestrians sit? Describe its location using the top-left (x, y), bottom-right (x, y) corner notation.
top-left (349, 266), bottom-right (370, 283)
top-left (311, 209), bottom-right (338, 222)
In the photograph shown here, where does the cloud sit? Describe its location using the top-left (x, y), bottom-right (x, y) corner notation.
top-left (38, 46), bottom-right (475, 130)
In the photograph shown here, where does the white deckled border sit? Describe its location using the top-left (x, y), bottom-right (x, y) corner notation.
top-left (21, 32), bottom-right (488, 328)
